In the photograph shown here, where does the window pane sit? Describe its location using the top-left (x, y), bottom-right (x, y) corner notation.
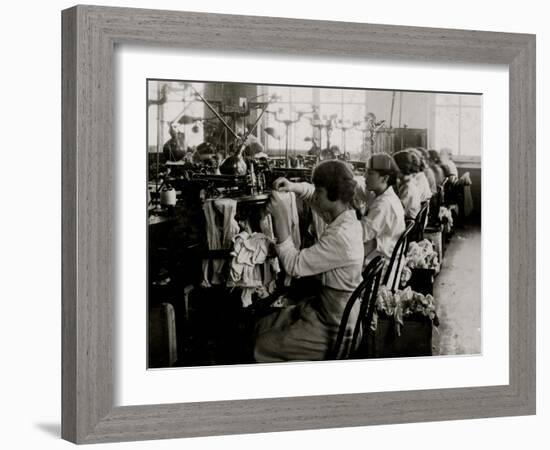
top-left (290, 87), bottom-right (314, 103)
top-left (460, 94), bottom-right (482, 106)
top-left (344, 128), bottom-right (364, 156)
top-left (434, 106), bottom-right (459, 151)
top-left (320, 88), bottom-right (342, 103)
top-left (265, 128), bottom-right (284, 155)
top-left (264, 102), bottom-right (313, 153)
top-left (272, 103), bottom-right (291, 119)
top-left (269, 85), bottom-right (291, 103)
top-left (148, 81), bottom-right (204, 150)
top-left (148, 104), bottom-right (158, 149)
top-left (319, 103), bottom-right (342, 119)
top-left (343, 89), bottom-right (366, 104)
top-left (343, 104), bottom-right (366, 122)
top-left (318, 104), bottom-right (343, 149)
top-left (265, 103), bottom-right (287, 154)
top-left (329, 128), bottom-right (343, 150)
top-left (435, 93), bottom-right (460, 106)
top-left (291, 120), bottom-right (312, 152)
top-left (460, 107), bottom-right (482, 156)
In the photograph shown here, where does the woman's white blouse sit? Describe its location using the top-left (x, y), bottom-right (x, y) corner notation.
top-left (275, 183), bottom-right (364, 292)
top-left (360, 187), bottom-right (406, 262)
top-left (415, 171), bottom-right (433, 202)
top-left (398, 175), bottom-right (422, 219)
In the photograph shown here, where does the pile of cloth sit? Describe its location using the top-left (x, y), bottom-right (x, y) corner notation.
top-left (201, 193), bottom-right (302, 308)
top-left (226, 231), bottom-right (280, 307)
top-left (201, 198), bottom-right (240, 287)
top-left (373, 285), bottom-right (438, 336)
top-left (438, 206), bottom-right (454, 233)
top-left (400, 239), bottom-right (441, 287)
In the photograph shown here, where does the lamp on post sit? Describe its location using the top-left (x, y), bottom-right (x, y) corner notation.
top-left (268, 108), bottom-right (308, 167)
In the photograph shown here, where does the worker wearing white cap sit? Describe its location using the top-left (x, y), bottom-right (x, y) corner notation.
top-left (360, 153), bottom-right (406, 266)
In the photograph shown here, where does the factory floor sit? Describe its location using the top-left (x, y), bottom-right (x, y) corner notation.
top-left (432, 224), bottom-right (482, 356)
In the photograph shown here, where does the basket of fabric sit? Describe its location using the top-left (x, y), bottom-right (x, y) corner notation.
top-left (400, 239), bottom-right (440, 295)
top-left (366, 286), bottom-right (438, 358)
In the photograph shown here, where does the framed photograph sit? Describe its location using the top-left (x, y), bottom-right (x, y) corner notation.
top-left (62, 5), bottom-right (535, 444)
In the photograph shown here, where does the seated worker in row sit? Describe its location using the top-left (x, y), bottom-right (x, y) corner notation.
top-left (359, 153), bottom-right (406, 267)
top-left (427, 149), bottom-right (446, 186)
top-left (254, 160), bottom-right (364, 362)
top-left (393, 150), bottom-right (422, 220)
top-left (416, 147), bottom-right (438, 195)
top-left (439, 147), bottom-right (459, 179)
top-left (408, 148), bottom-right (433, 202)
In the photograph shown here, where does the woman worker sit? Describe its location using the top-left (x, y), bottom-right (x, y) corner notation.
top-left (359, 153), bottom-right (406, 267)
top-left (427, 149), bottom-right (446, 186)
top-left (416, 147), bottom-right (438, 195)
top-left (408, 148), bottom-right (433, 202)
top-left (254, 160), bottom-right (364, 362)
top-left (393, 150), bottom-right (422, 219)
top-left (439, 147), bottom-right (459, 178)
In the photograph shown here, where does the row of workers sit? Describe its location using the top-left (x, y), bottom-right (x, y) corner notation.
top-left (254, 148), bottom-right (455, 362)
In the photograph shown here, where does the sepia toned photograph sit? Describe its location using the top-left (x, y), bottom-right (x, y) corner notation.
top-left (147, 79), bottom-right (481, 368)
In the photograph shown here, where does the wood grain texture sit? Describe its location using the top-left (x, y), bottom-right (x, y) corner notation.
top-left (61, 4), bottom-right (536, 444)
top-left (61, 7), bottom-right (77, 443)
top-left (508, 36), bottom-right (536, 411)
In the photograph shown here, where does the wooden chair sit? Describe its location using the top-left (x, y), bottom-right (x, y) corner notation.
top-left (329, 256), bottom-right (385, 360)
top-left (410, 201), bottom-right (429, 242)
top-left (427, 184), bottom-right (443, 227)
top-left (425, 182), bottom-right (449, 260)
top-left (383, 221), bottom-right (415, 292)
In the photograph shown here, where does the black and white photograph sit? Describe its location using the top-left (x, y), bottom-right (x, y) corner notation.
top-left (147, 80), bottom-right (482, 368)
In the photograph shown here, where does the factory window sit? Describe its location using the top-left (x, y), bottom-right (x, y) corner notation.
top-left (147, 81), bottom-right (205, 152)
top-left (318, 88), bottom-right (366, 157)
top-left (263, 85), bottom-right (314, 156)
top-left (264, 86), bottom-right (369, 158)
top-left (433, 94), bottom-right (482, 159)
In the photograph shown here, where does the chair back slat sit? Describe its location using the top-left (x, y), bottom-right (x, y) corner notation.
top-left (329, 256), bottom-right (385, 360)
top-left (428, 185), bottom-right (443, 226)
top-left (351, 263), bottom-right (384, 355)
top-left (411, 201), bottom-right (429, 242)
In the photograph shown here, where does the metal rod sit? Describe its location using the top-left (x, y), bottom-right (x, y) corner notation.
top-left (285, 123), bottom-right (290, 165)
top-left (389, 91), bottom-right (396, 128)
top-left (192, 88), bottom-right (239, 140)
top-left (244, 100), bottom-right (271, 139)
top-left (235, 99), bottom-right (274, 156)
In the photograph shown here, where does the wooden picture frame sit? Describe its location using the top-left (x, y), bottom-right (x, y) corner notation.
top-left (61, 5), bottom-right (536, 444)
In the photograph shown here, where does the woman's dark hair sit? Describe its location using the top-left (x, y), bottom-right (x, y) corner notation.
top-left (312, 160), bottom-right (357, 203)
top-left (428, 149), bottom-right (442, 165)
top-left (405, 148), bottom-right (425, 172)
top-left (416, 147), bottom-right (429, 158)
top-left (393, 150), bottom-right (418, 176)
top-left (377, 169), bottom-right (398, 186)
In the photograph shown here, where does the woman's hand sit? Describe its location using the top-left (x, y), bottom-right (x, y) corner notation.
top-left (272, 177), bottom-right (294, 193)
